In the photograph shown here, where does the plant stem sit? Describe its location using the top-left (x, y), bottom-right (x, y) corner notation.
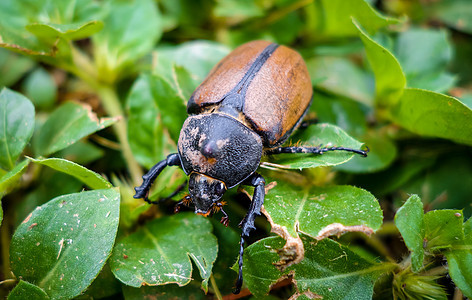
top-left (95, 85), bottom-right (143, 186)
top-left (1, 219), bottom-right (11, 280)
top-left (67, 44), bottom-right (143, 186)
top-left (210, 274), bottom-right (223, 300)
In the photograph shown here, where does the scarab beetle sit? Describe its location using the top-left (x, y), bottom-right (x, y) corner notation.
top-left (134, 40), bottom-right (368, 293)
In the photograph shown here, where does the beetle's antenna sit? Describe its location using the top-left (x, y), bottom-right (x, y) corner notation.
top-left (174, 195), bottom-right (192, 213)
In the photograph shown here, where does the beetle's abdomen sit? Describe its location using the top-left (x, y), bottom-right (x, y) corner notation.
top-left (178, 113), bottom-right (263, 188)
top-left (187, 40), bottom-right (312, 147)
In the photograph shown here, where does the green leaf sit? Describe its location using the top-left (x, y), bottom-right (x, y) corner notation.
top-left (0, 48), bottom-right (35, 87)
top-left (311, 0), bottom-right (399, 38)
top-left (127, 75), bottom-right (165, 168)
top-left (0, 0), bottom-right (102, 62)
top-left (10, 188), bottom-right (120, 300)
top-left (153, 41), bottom-right (229, 82)
top-left (430, 0), bottom-right (472, 34)
top-left (122, 282), bottom-right (206, 300)
top-left (26, 21), bottom-right (104, 42)
top-left (424, 210), bottom-right (464, 252)
top-left (92, 0), bottom-right (162, 82)
top-left (394, 28), bottom-right (456, 93)
top-left (394, 195), bottom-right (425, 272)
top-left (445, 217), bottom-right (472, 298)
top-left (148, 74), bottom-right (188, 143)
top-left (310, 92), bottom-right (368, 138)
top-left (55, 140), bottom-right (104, 165)
top-left (395, 28), bottom-right (453, 76)
top-left (22, 67), bottom-right (56, 109)
top-left (7, 280), bottom-right (49, 300)
top-left (391, 88), bottom-right (472, 146)
top-left (243, 235), bottom-right (395, 298)
top-left (0, 88), bottom-right (35, 170)
top-left (0, 160), bottom-right (29, 197)
top-left (110, 213), bottom-right (217, 292)
top-left (446, 249), bottom-right (472, 298)
top-left (263, 124), bottom-right (366, 169)
top-left (306, 56), bottom-right (374, 106)
top-left (82, 264), bottom-right (121, 299)
top-left (335, 133), bottom-right (397, 173)
top-left (28, 157), bottom-right (112, 190)
top-left (264, 183), bottom-right (383, 238)
top-left (354, 20), bottom-right (406, 106)
top-left (214, 0), bottom-right (264, 18)
top-left (35, 101), bottom-right (117, 156)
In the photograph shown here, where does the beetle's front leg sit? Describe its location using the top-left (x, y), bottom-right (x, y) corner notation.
top-left (234, 172), bottom-right (265, 294)
top-left (134, 153), bottom-right (182, 204)
top-left (267, 145), bottom-right (369, 157)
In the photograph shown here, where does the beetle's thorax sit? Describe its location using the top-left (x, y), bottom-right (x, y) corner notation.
top-left (178, 113), bottom-right (263, 188)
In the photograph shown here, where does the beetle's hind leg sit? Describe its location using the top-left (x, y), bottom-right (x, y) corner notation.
top-left (134, 153), bottom-right (182, 204)
top-left (266, 145), bottom-right (369, 157)
top-left (234, 173), bottom-right (266, 294)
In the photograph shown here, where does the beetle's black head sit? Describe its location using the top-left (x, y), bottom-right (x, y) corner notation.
top-left (188, 172), bottom-right (227, 215)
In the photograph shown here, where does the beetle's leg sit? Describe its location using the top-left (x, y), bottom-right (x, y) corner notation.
top-left (134, 153), bottom-right (182, 204)
top-left (266, 145), bottom-right (369, 157)
top-left (233, 173), bottom-right (266, 294)
top-left (216, 202), bottom-right (229, 227)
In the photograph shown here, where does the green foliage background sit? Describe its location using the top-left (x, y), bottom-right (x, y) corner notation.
top-left (1, 0), bottom-right (471, 299)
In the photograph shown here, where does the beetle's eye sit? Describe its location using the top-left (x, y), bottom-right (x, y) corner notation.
top-left (188, 178), bottom-right (195, 192)
top-left (215, 182), bottom-right (226, 195)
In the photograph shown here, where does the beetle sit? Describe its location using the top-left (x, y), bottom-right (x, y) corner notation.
top-left (134, 40), bottom-right (368, 294)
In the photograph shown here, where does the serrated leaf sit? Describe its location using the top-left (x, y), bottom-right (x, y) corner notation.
top-left (243, 235), bottom-right (395, 298)
top-left (110, 213), bottom-right (217, 292)
top-left (28, 157), bottom-right (112, 189)
top-left (0, 88), bottom-right (35, 170)
top-left (263, 124), bottom-right (366, 169)
top-left (394, 195), bottom-right (425, 272)
top-left (0, 160), bottom-right (29, 197)
top-left (424, 210), bottom-right (464, 252)
top-left (264, 183), bottom-right (382, 238)
top-left (7, 280), bottom-right (49, 300)
top-left (391, 88), bottom-right (472, 146)
top-left (354, 19), bottom-right (406, 106)
top-left (10, 188), bottom-right (120, 300)
top-left (311, 0), bottom-right (399, 38)
top-left (35, 101), bottom-right (117, 156)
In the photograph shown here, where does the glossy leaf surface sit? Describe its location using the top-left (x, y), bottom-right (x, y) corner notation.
top-left (0, 88), bottom-right (35, 170)
top-left (110, 213), bottom-right (217, 292)
top-left (28, 157), bottom-right (112, 190)
top-left (35, 101), bottom-right (117, 156)
top-left (10, 188), bottom-right (120, 300)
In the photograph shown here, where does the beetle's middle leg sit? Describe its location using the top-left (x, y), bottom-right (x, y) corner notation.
top-left (266, 145), bottom-right (369, 157)
top-left (234, 173), bottom-right (266, 294)
top-left (134, 153), bottom-right (182, 204)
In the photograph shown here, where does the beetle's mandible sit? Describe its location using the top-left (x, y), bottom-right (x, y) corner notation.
top-left (134, 40), bottom-right (368, 294)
